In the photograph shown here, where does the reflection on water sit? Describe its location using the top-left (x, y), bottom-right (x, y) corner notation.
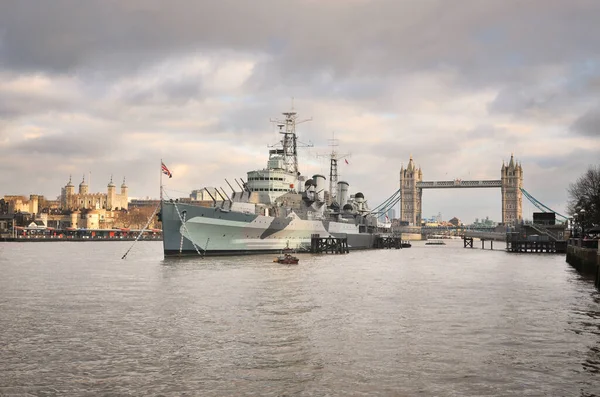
top-left (0, 240), bottom-right (599, 396)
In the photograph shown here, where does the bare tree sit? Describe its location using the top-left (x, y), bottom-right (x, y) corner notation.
top-left (567, 165), bottom-right (600, 227)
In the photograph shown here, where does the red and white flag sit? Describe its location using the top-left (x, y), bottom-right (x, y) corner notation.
top-left (161, 162), bottom-right (172, 178)
top-left (385, 214), bottom-right (390, 222)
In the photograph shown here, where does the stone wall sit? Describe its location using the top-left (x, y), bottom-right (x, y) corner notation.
top-left (566, 244), bottom-right (600, 290)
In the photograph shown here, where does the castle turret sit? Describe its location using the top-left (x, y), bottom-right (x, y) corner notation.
top-left (120, 177), bottom-right (129, 210)
top-left (121, 177), bottom-right (128, 195)
top-left (65, 175), bottom-right (75, 195)
top-left (79, 175), bottom-right (89, 195)
top-left (407, 155), bottom-right (415, 172)
top-left (107, 175), bottom-right (116, 210)
top-left (61, 175), bottom-right (76, 210)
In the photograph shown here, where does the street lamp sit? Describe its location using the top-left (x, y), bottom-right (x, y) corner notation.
top-left (573, 213), bottom-right (578, 239)
top-left (580, 208), bottom-right (586, 239)
top-left (569, 217), bottom-right (574, 239)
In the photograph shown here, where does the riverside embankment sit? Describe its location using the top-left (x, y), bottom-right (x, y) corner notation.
top-left (566, 239), bottom-right (600, 289)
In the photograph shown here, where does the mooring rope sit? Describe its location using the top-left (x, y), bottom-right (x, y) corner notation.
top-left (121, 201), bottom-right (161, 260)
top-left (163, 190), bottom-right (204, 257)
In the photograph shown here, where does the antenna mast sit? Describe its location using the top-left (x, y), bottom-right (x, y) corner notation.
top-left (318, 132), bottom-right (350, 205)
top-left (269, 105), bottom-right (313, 176)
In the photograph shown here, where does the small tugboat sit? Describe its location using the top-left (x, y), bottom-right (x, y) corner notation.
top-left (274, 252), bottom-right (300, 264)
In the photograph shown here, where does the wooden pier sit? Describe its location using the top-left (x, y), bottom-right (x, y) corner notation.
top-left (506, 240), bottom-right (567, 253)
top-left (463, 236), bottom-right (495, 249)
top-left (310, 234), bottom-right (349, 254)
top-left (374, 236), bottom-right (409, 249)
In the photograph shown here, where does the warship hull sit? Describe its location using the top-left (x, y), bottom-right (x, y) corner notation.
top-left (161, 201), bottom-right (377, 257)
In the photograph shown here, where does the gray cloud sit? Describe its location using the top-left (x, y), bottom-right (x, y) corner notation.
top-left (1, 0), bottom-right (600, 223)
top-left (0, 86), bottom-right (74, 119)
top-left (2, 1), bottom-right (599, 83)
top-left (12, 133), bottom-right (119, 157)
top-left (571, 107), bottom-right (600, 137)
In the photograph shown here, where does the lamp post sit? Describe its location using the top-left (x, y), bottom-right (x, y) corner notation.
top-left (573, 213), bottom-right (579, 239)
top-left (569, 217), bottom-right (574, 240)
top-left (580, 208), bottom-right (586, 241)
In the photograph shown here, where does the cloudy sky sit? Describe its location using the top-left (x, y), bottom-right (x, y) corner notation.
top-left (1, 0), bottom-right (599, 223)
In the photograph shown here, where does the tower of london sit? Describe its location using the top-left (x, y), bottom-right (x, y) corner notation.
top-left (60, 175), bottom-right (128, 211)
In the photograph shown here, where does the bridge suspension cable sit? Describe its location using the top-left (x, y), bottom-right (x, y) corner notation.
top-left (372, 195), bottom-right (402, 216)
top-left (519, 187), bottom-right (568, 221)
top-left (370, 188), bottom-right (400, 213)
top-left (370, 188), bottom-right (401, 216)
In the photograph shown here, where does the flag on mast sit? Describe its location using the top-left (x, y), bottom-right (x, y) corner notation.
top-left (161, 162), bottom-right (172, 178)
top-left (345, 159), bottom-right (349, 165)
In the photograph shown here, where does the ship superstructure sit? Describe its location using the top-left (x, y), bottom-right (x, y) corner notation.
top-left (245, 111), bottom-right (307, 204)
top-left (160, 109), bottom-right (380, 256)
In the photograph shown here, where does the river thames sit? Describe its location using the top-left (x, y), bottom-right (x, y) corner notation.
top-left (1, 240), bottom-right (599, 396)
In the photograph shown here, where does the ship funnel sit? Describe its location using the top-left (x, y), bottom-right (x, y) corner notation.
top-left (304, 178), bottom-right (316, 201)
top-left (354, 192), bottom-right (365, 211)
top-left (337, 181), bottom-right (349, 207)
top-left (313, 174), bottom-right (326, 202)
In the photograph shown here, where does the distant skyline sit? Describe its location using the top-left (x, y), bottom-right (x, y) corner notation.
top-left (1, 0), bottom-right (599, 223)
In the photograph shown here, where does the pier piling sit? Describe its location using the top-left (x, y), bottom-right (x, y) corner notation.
top-left (310, 234), bottom-right (349, 254)
top-left (463, 236), bottom-right (473, 248)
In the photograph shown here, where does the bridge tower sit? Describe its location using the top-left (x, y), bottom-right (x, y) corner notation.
top-left (399, 156), bottom-right (422, 225)
top-left (501, 154), bottom-right (523, 225)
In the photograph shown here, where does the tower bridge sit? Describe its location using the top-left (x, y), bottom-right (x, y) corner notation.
top-left (400, 154), bottom-right (523, 225)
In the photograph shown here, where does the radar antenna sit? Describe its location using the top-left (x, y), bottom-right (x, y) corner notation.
top-left (269, 108), bottom-right (313, 175)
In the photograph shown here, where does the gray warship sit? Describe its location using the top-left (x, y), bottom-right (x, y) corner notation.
top-left (160, 110), bottom-right (381, 256)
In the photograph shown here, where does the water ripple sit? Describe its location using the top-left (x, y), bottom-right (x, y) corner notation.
top-left (0, 241), bottom-right (599, 396)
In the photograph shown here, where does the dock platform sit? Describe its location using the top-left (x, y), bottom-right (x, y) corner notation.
top-left (310, 234), bottom-right (349, 254)
top-left (506, 239), bottom-right (567, 253)
top-left (374, 236), bottom-right (410, 249)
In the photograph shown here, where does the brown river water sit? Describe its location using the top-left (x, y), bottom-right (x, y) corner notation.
top-left (1, 240), bottom-right (599, 396)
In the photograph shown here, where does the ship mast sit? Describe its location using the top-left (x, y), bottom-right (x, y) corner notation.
top-left (319, 132), bottom-right (350, 205)
top-left (270, 105), bottom-right (312, 176)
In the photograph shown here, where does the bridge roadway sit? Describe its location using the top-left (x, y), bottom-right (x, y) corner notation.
top-left (416, 180), bottom-right (502, 189)
top-left (395, 226), bottom-right (507, 241)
